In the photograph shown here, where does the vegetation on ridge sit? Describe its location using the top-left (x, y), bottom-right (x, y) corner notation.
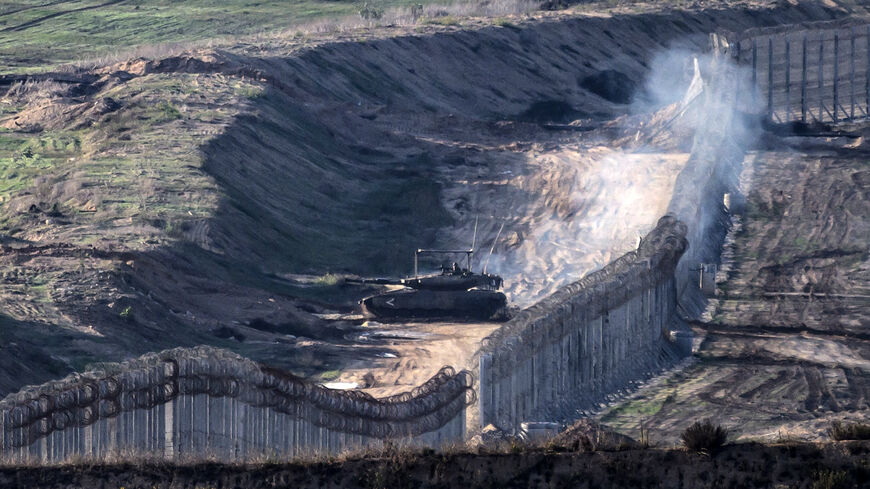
top-left (0, 0), bottom-right (539, 72)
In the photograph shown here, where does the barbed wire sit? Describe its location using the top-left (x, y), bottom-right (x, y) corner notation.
top-left (476, 215), bottom-right (689, 379)
top-left (0, 347), bottom-right (475, 449)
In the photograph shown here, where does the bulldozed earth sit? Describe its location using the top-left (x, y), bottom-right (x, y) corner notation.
top-left (1, 0), bottom-right (870, 481)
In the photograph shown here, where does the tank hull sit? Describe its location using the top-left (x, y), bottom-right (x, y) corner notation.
top-left (361, 289), bottom-right (506, 320)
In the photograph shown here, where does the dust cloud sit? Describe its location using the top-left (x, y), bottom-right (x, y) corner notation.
top-left (480, 47), bottom-right (753, 308)
top-left (485, 148), bottom-right (688, 307)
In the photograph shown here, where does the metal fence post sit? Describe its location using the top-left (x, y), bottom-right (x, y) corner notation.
top-left (802, 34), bottom-right (808, 122)
top-left (834, 32), bottom-right (840, 122)
top-left (819, 32), bottom-right (825, 122)
top-left (785, 36), bottom-right (791, 122)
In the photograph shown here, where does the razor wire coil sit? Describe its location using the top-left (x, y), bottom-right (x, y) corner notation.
top-left (0, 345), bottom-right (474, 450)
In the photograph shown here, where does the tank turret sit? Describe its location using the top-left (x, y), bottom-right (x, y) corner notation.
top-left (349, 249), bottom-right (507, 320)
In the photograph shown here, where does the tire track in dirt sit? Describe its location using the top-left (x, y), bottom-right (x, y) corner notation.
top-left (803, 366), bottom-right (823, 413)
top-left (694, 321), bottom-right (870, 342)
top-left (738, 369), bottom-right (791, 400)
top-left (0, 0), bottom-right (76, 19)
top-left (0, 0), bottom-right (127, 33)
top-left (693, 365), bottom-right (803, 418)
top-left (843, 367), bottom-right (869, 410)
top-left (184, 220), bottom-right (212, 251)
top-left (0, 243), bottom-right (133, 261)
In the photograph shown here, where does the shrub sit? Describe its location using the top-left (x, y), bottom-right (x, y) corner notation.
top-left (812, 469), bottom-right (849, 489)
top-left (829, 421), bottom-right (870, 441)
top-left (425, 15), bottom-right (460, 26)
top-left (357, 2), bottom-right (383, 20)
top-left (315, 273), bottom-right (340, 286)
top-left (119, 306), bottom-right (133, 321)
top-left (509, 441), bottom-right (524, 453)
top-left (319, 369), bottom-right (341, 381)
top-left (410, 4), bottom-right (423, 21)
top-left (680, 419), bottom-right (728, 453)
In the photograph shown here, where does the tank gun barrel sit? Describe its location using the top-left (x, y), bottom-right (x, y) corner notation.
top-left (344, 277), bottom-right (404, 286)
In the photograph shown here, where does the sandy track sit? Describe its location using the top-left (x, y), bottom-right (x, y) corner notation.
top-left (334, 320), bottom-right (501, 397)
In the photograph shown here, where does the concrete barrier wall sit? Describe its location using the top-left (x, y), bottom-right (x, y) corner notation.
top-left (0, 347), bottom-right (471, 464)
top-left (725, 19), bottom-right (870, 124)
top-left (476, 216), bottom-right (689, 432)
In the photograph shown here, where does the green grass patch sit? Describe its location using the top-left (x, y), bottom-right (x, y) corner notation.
top-left (236, 85), bottom-right (265, 99)
top-left (601, 397), bottom-right (666, 422)
top-left (319, 369), bottom-right (342, 381)
top-left (424, 15), bottom-right (460, 26)
top-left (0, 0), bottom-right (462, 72)
top-left (794, 236), bottom-right (809, 249)
top-left (0, 131), bottom-right (81, 208)
top-left (151, 101), bottom-right (183, 123)
top-left (492, 17), bottom-right (516, 28)
top-left (314, 273), bottom-right (341, 286)
top-left (0, 73), bottom-right (256, 246)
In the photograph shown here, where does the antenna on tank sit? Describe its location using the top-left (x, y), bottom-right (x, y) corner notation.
top-left (469, 216), bottom-right (478, 270)
top-left (483, 222), bottom-right (505, 275)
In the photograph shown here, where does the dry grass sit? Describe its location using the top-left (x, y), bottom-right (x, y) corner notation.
top-left (53, 0), bottom-right (542, 74)
top-left (0, 440), bottom-right (460, 467)
top-left (1, 80), bottom-right (69, 104)
top-left (812, 469), bottom-right (850, 489)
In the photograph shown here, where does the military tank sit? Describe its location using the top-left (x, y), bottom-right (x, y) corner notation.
top-left (349, 249), bottom-right (507, 321)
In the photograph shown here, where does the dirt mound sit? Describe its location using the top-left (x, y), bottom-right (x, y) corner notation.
top-left (1, 95), bottom-right (122, 131)
top-left (516, 100), bottom-right (586, 124)
top-left (580, 70), bottom-right (636, 104)
top-left (550, 419), bottom-right (639, 451)
top-left (467, 423), bottom-right (516, 448)
top-left (96, 51), bottom-right (240, 77)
